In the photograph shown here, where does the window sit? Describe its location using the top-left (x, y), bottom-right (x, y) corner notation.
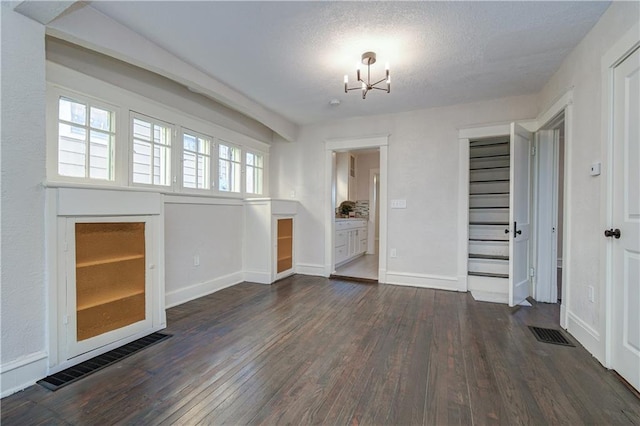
top-left (218, 142), bottom-right (241, 192)
top-left (183, 131), bottom-right (212, 190)
top-left (245, 151), bottom-right (264, 195)
top-left (132, 115), bottom-right (172, 186)
top-left (57, 97), bottom-right (115, 180)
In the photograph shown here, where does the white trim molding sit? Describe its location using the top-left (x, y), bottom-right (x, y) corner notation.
top-left (384, 271), bottom-right (462, 292)
top-left (0, 351), bottom-right (48, 398)
top-left (296, 263), bottom-right (326, 277)
top-left (324, 135), bottom-right (389, 281)
top-left (165, 271), bottom-right (243, 308)
top-left (567, 310), bottom-right (604, 363)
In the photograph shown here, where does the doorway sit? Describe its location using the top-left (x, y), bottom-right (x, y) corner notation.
top-left (534, 112), bottom-right (566, 306)
top-left (333, 149), bottom-right (380, 281)
top-left (324, 135), bottom-right (389, 283)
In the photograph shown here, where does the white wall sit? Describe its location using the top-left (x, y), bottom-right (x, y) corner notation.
top-left (0, 7), bottom-right (48, 393)
top-left (537, 1), bottom-right (640, 361)
top-left (164, 200), bottom-right (244, 307)
top-left (271, 94), bottom-right (538, 281)
top-left (46, 38), bottom-right (274, 144)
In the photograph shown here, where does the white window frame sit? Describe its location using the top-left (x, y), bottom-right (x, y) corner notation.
top-left (245, 149), bottom-right (265, 195)
top-left (180, 127), bottom-right (215, 193)
top-left (47, 64), bottom-right (271, 197)
top-left (217, 140), bottom-right (243, 194)
top-left (47, 86), bottom-right (122, 185)
top-left (130, 112), bottom-right (175, 189)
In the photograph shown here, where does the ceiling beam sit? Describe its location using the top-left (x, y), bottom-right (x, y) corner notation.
top-left (13, 1), bottom-right (78, 25)
top-left (46, 5), bottom-right (298, 142)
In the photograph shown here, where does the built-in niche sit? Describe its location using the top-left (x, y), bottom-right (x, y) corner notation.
top-left (49, 188), bottom-right (165, 374)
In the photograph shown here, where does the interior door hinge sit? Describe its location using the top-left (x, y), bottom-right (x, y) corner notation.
top-left (529, 267), bottom-right (535, 277)
top-left (531, 146), bottom-right (536, 156)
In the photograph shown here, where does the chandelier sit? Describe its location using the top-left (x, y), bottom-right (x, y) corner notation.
top-left (344, 52), bottom-right (390, 99)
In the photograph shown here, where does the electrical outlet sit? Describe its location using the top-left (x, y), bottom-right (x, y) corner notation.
top-left (194, 255), bottom-right (200, 267)
top-left (588, 285), bottom-right (595, 303)
top-left (390, 248), bottom-right (397, 258)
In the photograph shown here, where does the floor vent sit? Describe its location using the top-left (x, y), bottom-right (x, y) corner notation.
top-left (528, 326), bottom-right (574, 347)
top-left (37, 332), bottom-right (171, 391)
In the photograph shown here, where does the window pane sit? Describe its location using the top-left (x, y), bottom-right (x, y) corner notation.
top-left (197, 154), bottom-right (208, 189)
top-left (246, 152), bottom-right (254, 166)
top-left (154, 125), bottom-right (171, 146)
top-left (183, 134), bottom-right (197, 152)
top-left (133, 140), bottom-right (152, 184)
top-left (133, 119), bottom-right (151, 141)
top-left (219, 159), bottom-right (230, 191)
top-left (183, 151), bottom-right (196, 188)
top-left (220, 144), bottom-right (229, 160)
top-left (246, 166), bottom-right (254, 193)
top-left (231, 160), bottom-right (241, 192)
top-left (256, 167), bottom-right (263, 194)
top-left (198, 137), bottom-right (210, 155)
top-left (156, 144), bottom-right (171, 186)
top-left (90, 107), bottom-right (111, 131)
top-left (59, 98), bottom-right (86, 125)
top-left (58, 124), bottom-right (86, 178)
top-left (230, 146), bottom-right (241, 162)
top-left (89, 130), bottom-right (112, 180)
top-left (256, 154), bottom-right (263, 168)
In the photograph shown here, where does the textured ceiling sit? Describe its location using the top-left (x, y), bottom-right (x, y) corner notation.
top-left (88, 1), bottom-right (610, 126)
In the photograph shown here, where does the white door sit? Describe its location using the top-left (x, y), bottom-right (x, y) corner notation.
top-left (611, 47), bottom-right (640, 391)
top-left (509, 123), bottom-right (533, 307)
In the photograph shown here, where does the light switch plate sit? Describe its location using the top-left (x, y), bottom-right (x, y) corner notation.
top-left (590, 162), bottom-right (601, 176)
top-left (391, 199), bottom-right (407, 209)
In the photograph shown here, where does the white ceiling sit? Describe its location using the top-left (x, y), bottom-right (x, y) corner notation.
top-left (88, 1), bottom-right (610, 126)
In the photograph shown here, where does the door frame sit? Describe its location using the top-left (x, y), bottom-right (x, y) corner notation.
top-left (601, 23), bottom-right (640, 369)
top-left (368, 168), bottom-right (380, 254)
top-left (533, 90), bottom-right (573, 329)
top-left (458, 124), bottom-right (513, 293)
top-left (324, 135), bottom-right (389, 281)
top-left (533, 113), bottom-right (565, 305)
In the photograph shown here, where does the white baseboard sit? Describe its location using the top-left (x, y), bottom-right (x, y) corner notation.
top-left (566, 310), bottom-right (604, 364)
top-left (384, 271), bottom-right (462, 291)
top-left (296, 263), bottom-right (325, 277)
top-left (1, 351), bottom-right (48, 398)
top-left (470, 290), bottom-right (509, 304)
top-left (165, 271), bottom-right (243, 308)
top-left (243, 270), bottom-right (272, 285)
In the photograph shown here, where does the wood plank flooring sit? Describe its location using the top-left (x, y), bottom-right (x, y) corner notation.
top-left (2, 275), bottom-right (639, 425)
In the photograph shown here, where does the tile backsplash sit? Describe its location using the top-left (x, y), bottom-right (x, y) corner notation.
top-left (354, 200), bottom-right (369, 219)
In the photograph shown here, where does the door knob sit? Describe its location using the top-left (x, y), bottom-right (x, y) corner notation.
top-left (604, 228), bottom-right (621, 239)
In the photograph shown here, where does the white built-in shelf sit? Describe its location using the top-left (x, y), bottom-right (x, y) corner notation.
top-left (76, 254), bottom-right (145, 268)
top-left (77, 289), bottom-right (145, 312)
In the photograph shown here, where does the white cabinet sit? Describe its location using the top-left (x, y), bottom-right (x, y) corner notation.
top-left (335, 219), bottom-right (367, 267)
top-left (49, 188), bottom-right (166, 373)
top-left (244, 199), bottom-right (298, 284)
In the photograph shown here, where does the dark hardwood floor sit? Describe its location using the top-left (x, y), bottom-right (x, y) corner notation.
top-left (2, 275), bottom-right (639, 425)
